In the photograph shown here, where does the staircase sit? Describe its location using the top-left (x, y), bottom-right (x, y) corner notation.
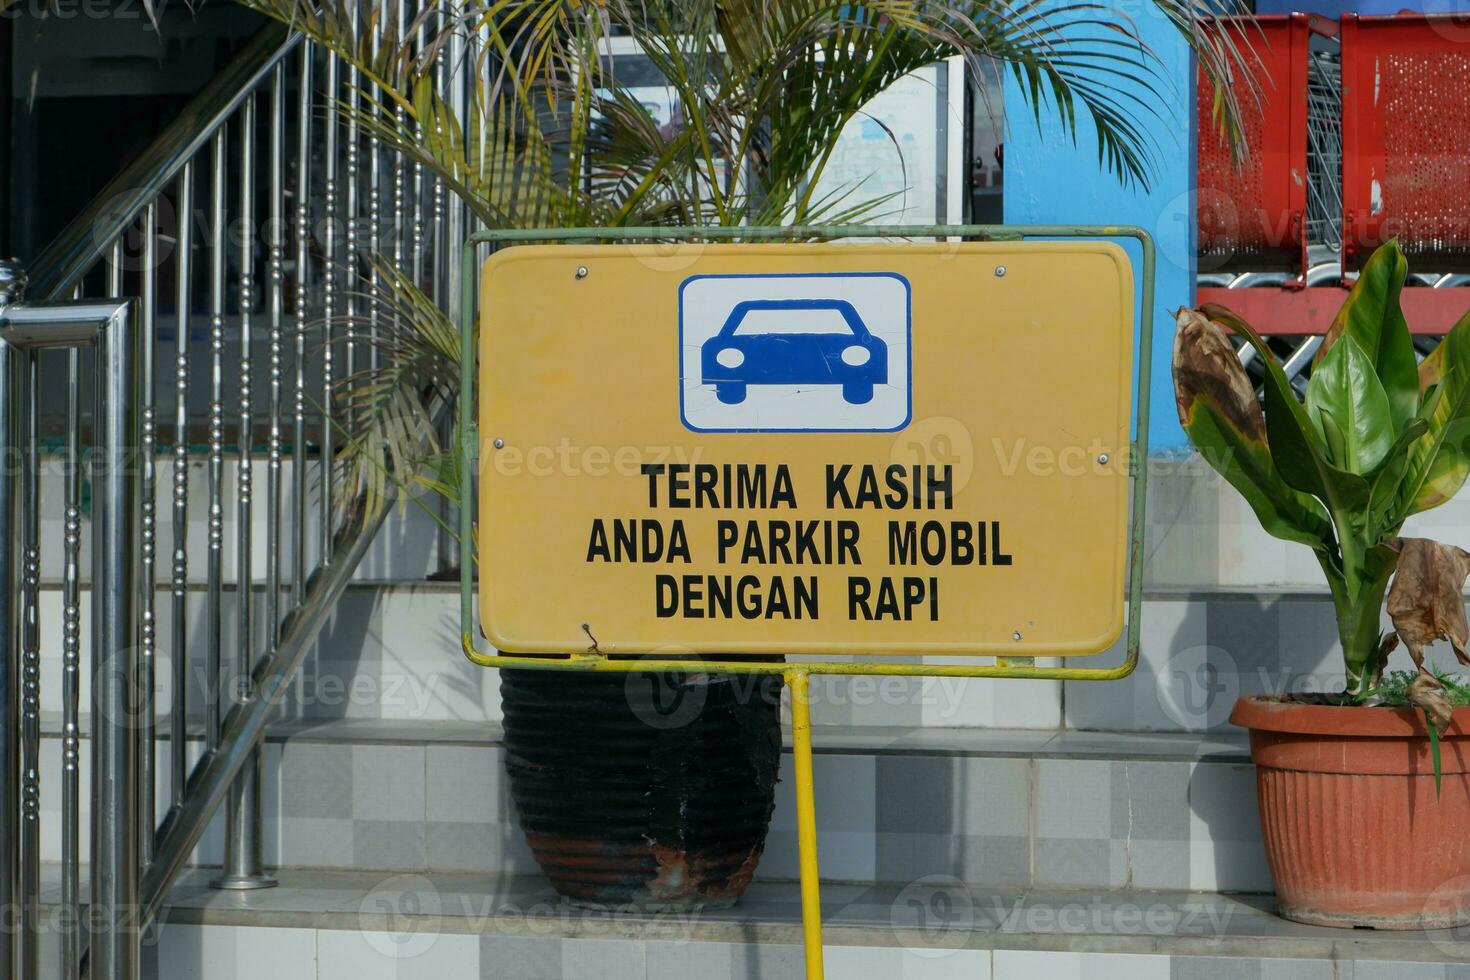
top-left (11, 16), bottom-right (1470, 980)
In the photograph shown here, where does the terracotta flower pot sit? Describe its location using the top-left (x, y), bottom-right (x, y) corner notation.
top-left (1232, 694), bottom-right (1470, 929)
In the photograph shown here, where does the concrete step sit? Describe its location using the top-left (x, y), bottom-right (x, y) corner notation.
top-left (36, 867), bottom-right (1470, 979)
top-left (39, 718), bottom-right (1270, 894)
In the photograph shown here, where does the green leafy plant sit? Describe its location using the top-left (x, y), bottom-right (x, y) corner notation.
top-left (1174, 240), bottom-right (1470, 716)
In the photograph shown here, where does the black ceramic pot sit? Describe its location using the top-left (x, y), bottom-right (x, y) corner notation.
top-left (500, 665), bottom-right (783, 910)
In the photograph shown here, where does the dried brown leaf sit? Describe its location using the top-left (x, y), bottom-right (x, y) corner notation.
top-left (1408, 671), bottom-right (1455, 729)
top-left (1368, 631), bottom-right (1400, 690)
top-left (1172, 307), bottom-right (1265, 439)
top-left (1386, 537), bottom-right (1470, 671)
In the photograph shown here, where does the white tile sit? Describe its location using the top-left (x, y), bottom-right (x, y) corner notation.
top-left (1186, 762), bottom-right (1260, 844)
top-left (993, 950), bottom-right (1168, 980)
top-left (988, 676), bottom-right (1062, 729)
top-left (426, 744), bottom-right (506, 823)
top-left (151, 923), bottom-right (315, 980)
top-left (917, 672), bottom-right (1062, 729)
top-left (1188, 840), bottom-right (1271, 893)
top-left (1066, 596), bottom-right (1210, 732)
top-left (826, 946), bottom-right (993, 980)
top-left (764, 753), bottom-right (876, 881)
top-left (1035, 760), bottom-right (1111, 840)
top-left (761, 829), bottom-right (875, 882)
top-left (647, 939), bottom-right (801, 980)
top-left (353, 744), bottom-right (426, 822)
top-left (900, 948), bottom-right (992, 980)
top-left (279, 816), bottom-right (355, 868)
top-left (372, 588), bottom-right (497, 723)
top-left (563, 938), bottom-right (646, 979)
top-left (318, 928), bottom-right (479, 980)
top-left (823, 945), bottom-right (904, 977)
top-left (1185, 761), bottom-right (1271, 892)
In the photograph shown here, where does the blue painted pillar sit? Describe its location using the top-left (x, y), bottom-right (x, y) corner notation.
top-left (1002, 9), bottom-right (1195, 452)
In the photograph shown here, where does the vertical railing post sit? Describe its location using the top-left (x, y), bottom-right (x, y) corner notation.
top-left (4, 286), bottom-right (145, 980)
top-left (216, 65), bottom-right (282, 893)
top-left (0, 259), bottom-right (24, 980)
top-left (93, 298), bottom-right (143, 980)
top-left (435, 22), bottom-right (467, 579)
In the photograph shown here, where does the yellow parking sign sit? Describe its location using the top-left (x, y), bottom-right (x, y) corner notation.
top-left (478, 241), bottom-right (1135, 657)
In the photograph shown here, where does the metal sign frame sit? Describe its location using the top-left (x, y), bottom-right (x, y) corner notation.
top-left (457, 224), bottom-right (1154, 980)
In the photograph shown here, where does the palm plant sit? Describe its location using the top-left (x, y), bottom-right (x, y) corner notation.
top-left (238, 0), bottom-right (1259, 516)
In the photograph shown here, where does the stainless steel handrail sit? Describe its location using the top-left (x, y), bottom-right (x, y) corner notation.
top-left (26, 22), bottom-right (297, 301)
top-left (5, 7), bottom-right (471, 978)
top-left (0, 293), bottom-right (141, 980)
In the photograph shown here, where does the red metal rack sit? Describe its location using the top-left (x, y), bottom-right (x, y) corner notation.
top-left (1196, 14), bottom-right (1314, 275)
top-left (1341, 13), bottom-right (1470, 274)
top-left (1198, 13), bottom-right (1470, 335)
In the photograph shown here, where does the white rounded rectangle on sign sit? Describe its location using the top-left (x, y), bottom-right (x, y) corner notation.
top-left (679, 272), bottom-right (912, 433)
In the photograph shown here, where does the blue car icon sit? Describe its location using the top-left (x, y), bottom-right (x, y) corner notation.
top-left (701, 298), bottom-right (887, 405)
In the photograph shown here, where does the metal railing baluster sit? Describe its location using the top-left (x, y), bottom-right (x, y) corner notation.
top-left (18, 324), bottom-right (38, 980)
top-left (0, 265), bottom-right (18, 980)
top-left (322, 48), bottom-right (338, 563)
top-left (92, 298), bottom-right (144, 980)
top-left (139, 202), bottom-right (158, 868)
top-left (436, 18), bottom-right (466, 578)
top-left (368, 8), bottom-right (383, 381)
top-left (344, 2), bottom-right (360, 429)
top-left (170, 162), bottom-right (193, 818)
top-left (61, 334), bottom-right (82, 980)
top-left (269, 63), bottom-right (285, 650)
top-left (294, 42), bottom-right (313, 600)
top-left (208, 130), bottom-right (228, 751)
top-left (410, 1), bottom-right (426, 297)
top-left (217, 68), bottom-right (277, 891)
top-left (217, 87), bottom-right (266, 892)
top-left (392, 0), bottom-right (408, 295)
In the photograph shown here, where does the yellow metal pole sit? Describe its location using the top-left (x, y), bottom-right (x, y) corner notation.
top-left (787, 669), bottom-right (825, 980)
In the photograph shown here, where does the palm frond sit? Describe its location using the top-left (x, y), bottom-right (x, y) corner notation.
top-left (237, 0), bottom-right (1261, 515)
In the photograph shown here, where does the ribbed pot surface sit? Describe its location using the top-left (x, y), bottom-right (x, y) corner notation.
top-left (1234, 696), bottom-right (1470, 929)
top-left (501, 667), bottom-right (783, 910)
